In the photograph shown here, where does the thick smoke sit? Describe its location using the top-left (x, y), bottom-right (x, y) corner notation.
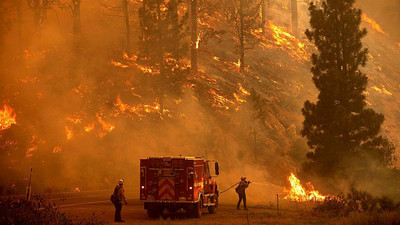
top-left (0, 0), bottom-right (399, 204)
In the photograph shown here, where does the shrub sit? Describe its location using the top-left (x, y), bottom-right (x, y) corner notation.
top-left (0, 196), bottom-right (103, 225)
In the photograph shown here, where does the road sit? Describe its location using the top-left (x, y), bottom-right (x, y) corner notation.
top-left (52, 190), bottom-right (327, 225)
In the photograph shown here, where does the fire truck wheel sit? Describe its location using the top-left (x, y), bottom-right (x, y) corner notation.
top-left (192, 199), bottom-right (202, 218)
top-left (147, 208), bottom-right (160, 218)
top-left (208, 196), bottom-right (218, 214)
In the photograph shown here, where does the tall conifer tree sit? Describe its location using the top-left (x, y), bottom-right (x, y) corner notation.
top-left (301, 0), bottom-right (395, 189)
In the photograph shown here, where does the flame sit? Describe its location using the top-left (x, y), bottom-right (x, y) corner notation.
top-left (233, 59), bottom-right (241, 68)
top-left (238, 83), bottom-right (250, 95)
top-left (284, 173), bottom-right (327, 202)
top-left (53, 146), bottom-right (62, 153)
top-left (65, 126), bottom-right (73, 141)
top-left (96, 114), bottom-right (115, 138)
top-left (253, 21), bottom-right (308, 61)
top-left (371, 85), bottom-right (392, 96)
top-left (208, 89), bottom-right (235, 110)
top-left (111, 60), bottom-right (129, 68)
top-left (213, 56), bottom-right (220, 61)
top-left (195, 34), bottom-right (201, 49)
top-left (84, 122), bottom-right (95, 133)
top-left (115, 95), bottom-right (162, 117)
top-left (0, 104), bottom-right (17, 131)
top-left (362, 13), bottom-right (388, 36)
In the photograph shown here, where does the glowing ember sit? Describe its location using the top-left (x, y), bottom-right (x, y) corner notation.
top-left (0, 104), bottom-right (17, 131)
top-left (284, 173), bottom-right (327, 202)
top-left (362, 13), bottom-right (388, 36)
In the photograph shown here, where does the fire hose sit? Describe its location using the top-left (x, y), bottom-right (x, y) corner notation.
top-left (218, 182), bottom-right (240, 194)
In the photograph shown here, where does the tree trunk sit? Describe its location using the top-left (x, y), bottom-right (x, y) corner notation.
top-left (122, 0), bottom-right (131, 53)
top-left (72, 0), bottom-right (81, 36)
top-left (239, 0), bottom-right (244, 73)
top-left (190, 0), bottom-right (198, 74)
top-left (16, 0), bottom-right (22, 50)
top-left (261, 0), bottom-right (266, 33)
top-left (291, 0), bottom-right (298, 37)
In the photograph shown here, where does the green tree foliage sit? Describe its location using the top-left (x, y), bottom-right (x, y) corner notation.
top-left (138, 0), bottom-right (188, 111)
top-left (301, 0), bottom-right (396, 190)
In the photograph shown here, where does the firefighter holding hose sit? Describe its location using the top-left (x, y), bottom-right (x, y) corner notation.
top-left (236, 176), bottom-right (250, 210)
top-left (111, 179), bottom-right (128, 222)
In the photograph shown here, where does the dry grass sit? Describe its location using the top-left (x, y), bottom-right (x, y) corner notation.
top-left (327, 211), bottom-right (400, 225)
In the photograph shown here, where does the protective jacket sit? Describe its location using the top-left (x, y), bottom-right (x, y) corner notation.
top-left (114, 185), bottom-right (127, 204)
top-left (236, 180), bottom-right (249, 194)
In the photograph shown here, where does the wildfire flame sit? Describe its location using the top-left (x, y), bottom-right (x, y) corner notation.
top-left (65, 126), bottom-right (73, 141)
top-left (208, 89), bottom-right (235, 110)
top-left (0, 104), bottom-right (17, 131)
top-left (195, 34), bottom-right (201, 49)
top-left (362, 13), bottom-right (388, 36)
top-left (252, 21), bottom-right (308, 61)
top-left (284, 173), bottom-right (327, 202)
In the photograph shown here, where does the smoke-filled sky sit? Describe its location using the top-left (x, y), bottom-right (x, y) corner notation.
top-left (0, 0), bottom-right (399, 202)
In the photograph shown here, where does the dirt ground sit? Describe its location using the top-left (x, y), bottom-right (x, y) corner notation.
top-left (55, 191), bottom-right (330, 225)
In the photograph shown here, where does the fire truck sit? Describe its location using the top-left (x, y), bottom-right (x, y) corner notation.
top-left (140, 156), bottom-right (219, 218)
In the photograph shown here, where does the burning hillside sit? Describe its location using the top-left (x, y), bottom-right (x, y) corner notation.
top-left (0, 0), bottom-right (399, 201)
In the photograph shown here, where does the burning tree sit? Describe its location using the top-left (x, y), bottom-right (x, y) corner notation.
top-left (224, 0), bottom-right (261, 73)
top-left (137, 0), bottom-right (188, 112)
top-left (301, 0), bottom-right (397, 193)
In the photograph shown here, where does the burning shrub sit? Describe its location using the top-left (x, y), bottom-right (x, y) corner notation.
top-left (0, 196), bottom-right (103, 225)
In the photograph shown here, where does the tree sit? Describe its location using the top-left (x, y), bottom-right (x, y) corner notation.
top-left (225, 0), bottom-right (261, 73)
top-left (122, 0), bottom-right (131, 53)
top-left (291, 0), bottom-right (298, 36)
top-left (138, 0), bottom-right (187, 112)
top-left (301, 0), bottom-right (395, 190)
top-left (190, 0), bottom-right (198, 74)
top-left (27, 0), bottom-right (49, 33)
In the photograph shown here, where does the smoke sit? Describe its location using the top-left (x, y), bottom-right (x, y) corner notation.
top-left (0, 0), bottom-right (399, 206)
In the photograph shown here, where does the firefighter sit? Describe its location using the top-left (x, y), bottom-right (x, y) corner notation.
top-left (236, 176), bottom-right (250, 210)
top-left (113, 179), bottom-right (128, 222)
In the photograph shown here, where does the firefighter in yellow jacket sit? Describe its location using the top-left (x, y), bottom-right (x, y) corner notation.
top-left (236, 176), bottom-right (250, 210)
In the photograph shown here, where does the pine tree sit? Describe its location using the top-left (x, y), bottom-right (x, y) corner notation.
top-left (138, 0), bottom-right (187, 112)
top-left (224, 0), bottom-right (261, 73)
top-left (301, 0), bottom-right (395, 188)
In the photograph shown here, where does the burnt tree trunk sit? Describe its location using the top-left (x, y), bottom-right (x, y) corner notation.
top-left (239, 0), bottom-right (244, 73)
top-left (122, 0), bottom-right (131, 53)
top-left (27, 0), bottom-right (49, 34)
top-left (72, 0), bottom-right (81, 36)
top-left (261, 0), bottom-right (266, 33)
top-left (190, 0), bottom-right (198, 74)
top-left (291, 0), bottom-right (298, 36)
top-left (16, 0), bottom-right (23, 50)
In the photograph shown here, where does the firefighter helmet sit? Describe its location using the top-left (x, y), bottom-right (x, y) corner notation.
top-left (118, 179), bottom-right (124, 185)
top-left (241, 176), bottom-right (246, 181)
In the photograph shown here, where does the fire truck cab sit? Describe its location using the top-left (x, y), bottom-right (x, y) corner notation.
top-left (140, 156), bottom-right (219, 218)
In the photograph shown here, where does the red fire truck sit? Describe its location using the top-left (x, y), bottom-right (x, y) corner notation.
top-left (140, 156), bottom-right (219, 218)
